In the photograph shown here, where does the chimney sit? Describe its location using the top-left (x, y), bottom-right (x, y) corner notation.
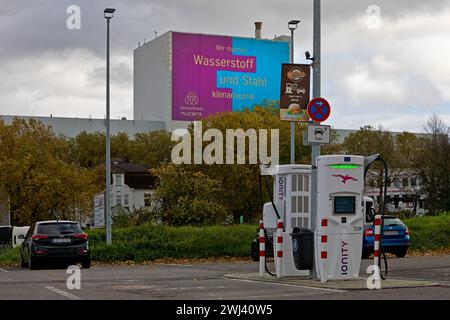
top-left (254, 22), bottom-right (262, 39)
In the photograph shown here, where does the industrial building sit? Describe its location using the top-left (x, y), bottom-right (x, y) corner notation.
top-left (134, 29), bottom-right (291, 131)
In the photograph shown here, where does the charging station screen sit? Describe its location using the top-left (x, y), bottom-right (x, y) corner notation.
top-left (334, 196), bottom-right (356, 214)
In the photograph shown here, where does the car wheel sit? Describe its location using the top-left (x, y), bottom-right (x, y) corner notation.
top-left (361, 249), bottom-right (372, 259)
top-left (394, 248), bottom-right (408, 258)
top-left (251, 241), bottom-right (259, 262)
top-left (81, 259), bottom-right (91, 269)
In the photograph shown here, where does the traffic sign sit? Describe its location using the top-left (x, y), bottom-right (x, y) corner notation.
top-left (305, 124), bottom-right (331, 144)
top-left (307, 97), bottom-right (331, 123)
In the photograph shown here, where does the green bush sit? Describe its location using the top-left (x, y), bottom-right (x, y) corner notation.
top-left (88, 224), bottom-right (257, 262)
top-left (0, 247), bottom-right (20, 265)
top-left (404, 212), bottom-right (450, 251)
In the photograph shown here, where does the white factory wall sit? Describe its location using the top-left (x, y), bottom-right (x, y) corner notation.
top-left (133, 31), bottom-right (172, 124)
top-left (0, 115), bottom-right (165, 138)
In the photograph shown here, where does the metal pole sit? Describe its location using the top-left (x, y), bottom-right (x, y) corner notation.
top-left (290, 28), bottom-right (295, 164)
top-left (105, 18), bottom-right (112, 245)
top-left (310, 0), bottom-right (321, 279)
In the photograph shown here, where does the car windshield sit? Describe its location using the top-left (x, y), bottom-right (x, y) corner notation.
top-left (37, 223), bottom-right (82, 235)
top-left (383, 218), bottom-right (403, 226)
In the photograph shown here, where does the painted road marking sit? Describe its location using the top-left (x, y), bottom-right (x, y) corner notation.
top-left (228, 278), bottom-right (345, 293)
top-left (45, 286), bottom-right (81, 300)
top-left (0, 268), bottom-right (9, 273)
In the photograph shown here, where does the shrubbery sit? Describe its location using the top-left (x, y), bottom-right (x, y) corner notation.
top-left (404, 212), bottom-right (450, 251)
top-left (88, 223), bottom-right (256, 262)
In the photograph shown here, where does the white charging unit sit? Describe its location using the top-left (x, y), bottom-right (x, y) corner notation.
top-left (260, 165), bottom-right (311, 278)
top-left (314, 155), bottom-right (365, 282)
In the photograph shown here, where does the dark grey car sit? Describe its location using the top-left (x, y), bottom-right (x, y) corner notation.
top-left (20, 221), bottom-right (90, 270)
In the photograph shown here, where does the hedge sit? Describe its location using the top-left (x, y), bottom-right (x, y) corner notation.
top-left (88, 224), bottom-right (257, 262)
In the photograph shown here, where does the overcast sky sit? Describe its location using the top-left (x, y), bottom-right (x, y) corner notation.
top-left (1, 0), bottom-right (450, 132)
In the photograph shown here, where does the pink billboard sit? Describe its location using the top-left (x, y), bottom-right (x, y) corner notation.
top-left (171, 32), bottom-right (289, 121)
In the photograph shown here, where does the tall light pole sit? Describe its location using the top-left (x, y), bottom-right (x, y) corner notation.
top-left (104, 8), bottom-right (115, 245)
top-left (288, 20), bottom-right (300, 164)
top-left (310, 0), bottom-right (321, 279)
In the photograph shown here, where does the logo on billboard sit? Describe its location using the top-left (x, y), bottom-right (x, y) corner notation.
top-left (333, 174), bottom-right (358, 184)
top-left (184, 91), bottom-right (199, 106)
top-left (287, 67), bottom-right (306, 82)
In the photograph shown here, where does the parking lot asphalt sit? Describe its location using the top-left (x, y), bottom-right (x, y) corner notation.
top-left (0, 255), bottom-right (449, 300)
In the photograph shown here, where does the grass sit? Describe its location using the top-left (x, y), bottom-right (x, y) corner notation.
top-left (404, 212), bottom-right (450, 251)
top-left (0, 247), bottom-right (20, 266)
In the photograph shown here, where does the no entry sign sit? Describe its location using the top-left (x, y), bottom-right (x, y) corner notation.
top-left (307, 97), bottom-right (331, 123)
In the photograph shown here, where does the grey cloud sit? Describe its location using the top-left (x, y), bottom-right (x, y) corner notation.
top-left (1, 0), bottom-right (450, 131)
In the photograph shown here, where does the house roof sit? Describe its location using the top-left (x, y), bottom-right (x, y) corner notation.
top-left (111, 162), bottom-right (156, 189)
top-left (112, 162), bottom-right (151, 173)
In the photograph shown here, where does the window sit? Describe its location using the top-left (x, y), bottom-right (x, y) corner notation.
top-left (114, 174), bottom-right (123, 186)
top-left (144, 193), bottom-right (152, 207)
top-left (37, 223), bottom-right (82, 235)
top-left (116, 195), bottom-right (122, 206)
top-left (402, 178), bottom-right (409, 187)
top-left (411, 177), bottom-right (417, 187)
top-left (124, 194), bottom-right (129, 206)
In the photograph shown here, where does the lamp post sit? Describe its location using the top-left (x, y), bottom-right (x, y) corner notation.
top-left (104, 8), bottom-right (115, 245)
top-left (310, 0), bottom-right (321, 279)
top-left (288, 20), bottom-right (301, 164)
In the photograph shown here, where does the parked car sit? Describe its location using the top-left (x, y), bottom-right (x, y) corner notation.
top-left (362, 215), bottom-right (410, 259)
top-left (0, 226), bottom-right (12, 247)
top-left (20, 221), bottom-right (90, 270)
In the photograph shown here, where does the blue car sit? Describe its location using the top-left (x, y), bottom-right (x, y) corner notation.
top-left (362, 215), bottom-right (410, 259)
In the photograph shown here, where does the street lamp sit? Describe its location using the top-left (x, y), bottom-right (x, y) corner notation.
top-left (104, 8), bottom-right (115, 245)
top-left (288, 19), bottom-right (300, 165)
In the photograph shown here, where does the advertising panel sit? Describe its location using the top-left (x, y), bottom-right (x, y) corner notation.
top-left (172, 32), bottom-right (289, 121)
top-left (280, 63), bottom-right (311, 122)
top-left (93, 193), bottom-right (105, 228)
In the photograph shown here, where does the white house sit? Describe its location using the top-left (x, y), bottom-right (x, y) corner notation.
top-left (93, 162), bottom-right (156, 227)
top-left (365, 170), bottom-right (428, 215)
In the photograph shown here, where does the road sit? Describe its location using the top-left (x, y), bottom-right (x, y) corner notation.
top-left (0, 255), bottom-right (449, 300)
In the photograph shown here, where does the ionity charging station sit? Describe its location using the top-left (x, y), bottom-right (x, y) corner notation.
top-left (259, 155), bottom-right (370, 283)
top-left (260, 165), bottom-right (312, 278)
top-left (315, 155), bottom-right (365, 282)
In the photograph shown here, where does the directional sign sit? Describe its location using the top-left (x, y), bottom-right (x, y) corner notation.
top-left (307, 97), bottom-right (331, 123)
top-left (306, 124), bottom-right (331, 144)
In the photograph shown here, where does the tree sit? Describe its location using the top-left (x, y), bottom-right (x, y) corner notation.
top-left (413, 114), bottom-right (450, 214)
top-left (111, 132), bottom-right (131, 162)
top-left (159, 105), bottom-right (312, 223)
top-left (0, 118), bottom-right (99, 225)
top-left (68, 131), bottom-right (105, 168)
top-left (151, 164), bottom-right (227, 226)
top-left (340, 125), bottom-right (401, 212)
top-left (129, 130), bottom-right (175, 168)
